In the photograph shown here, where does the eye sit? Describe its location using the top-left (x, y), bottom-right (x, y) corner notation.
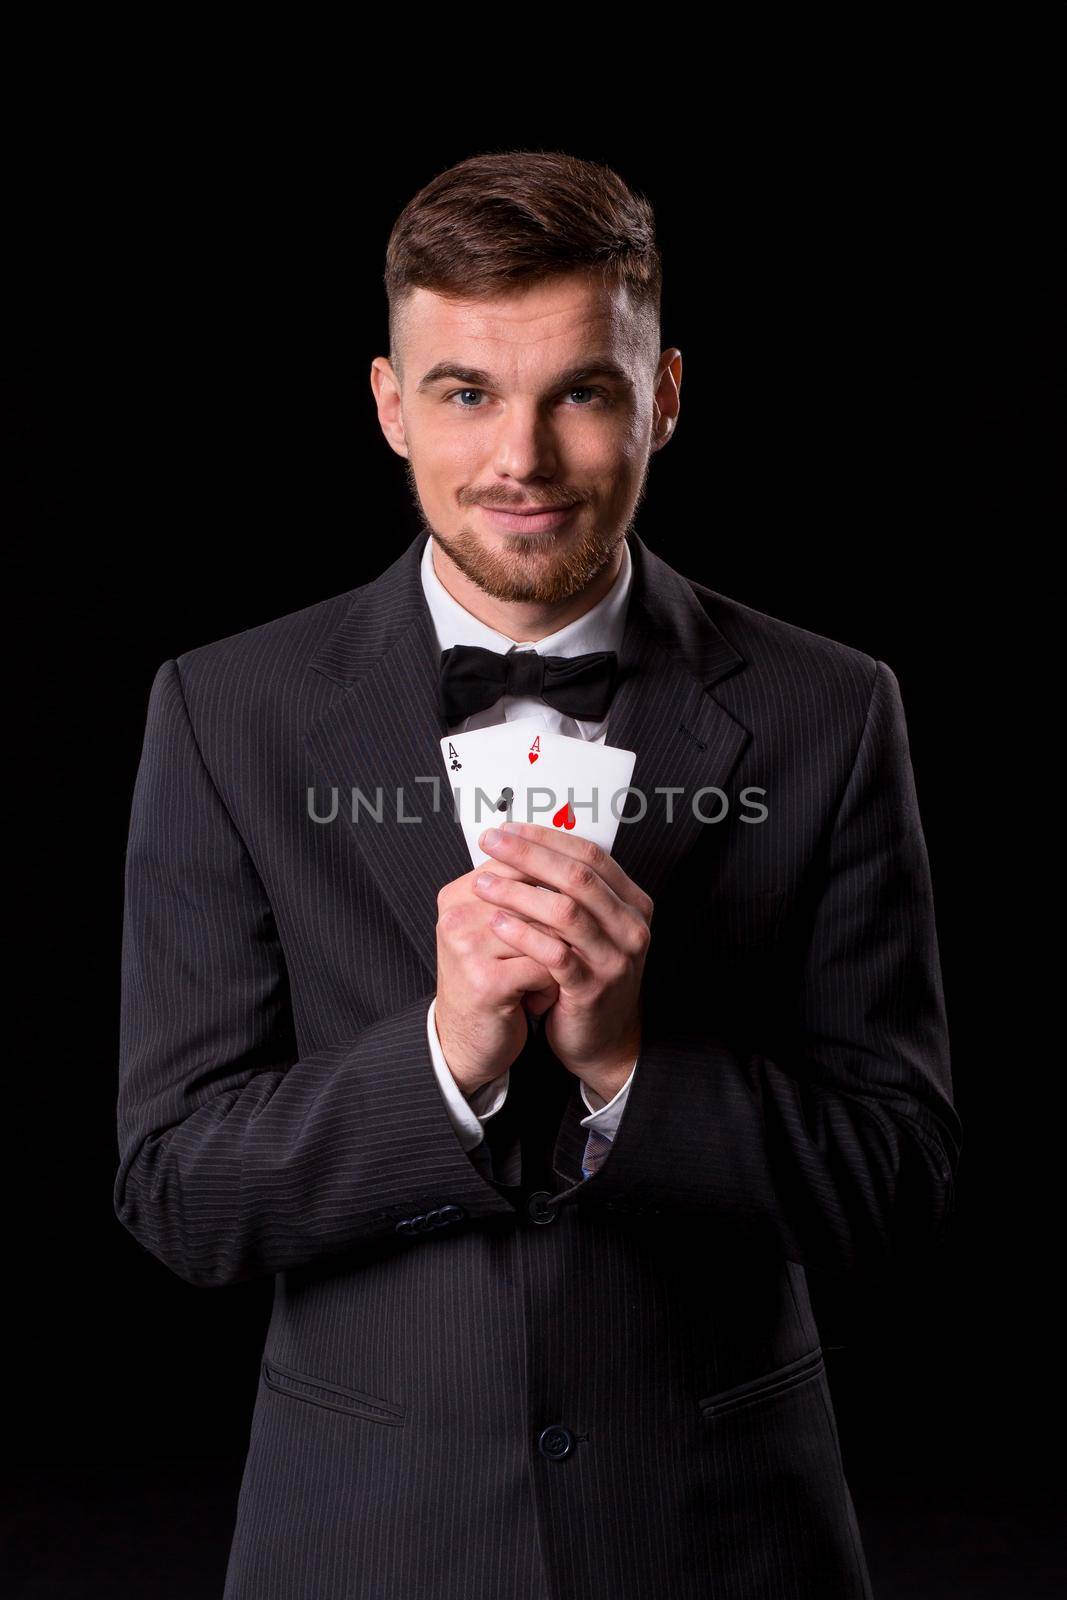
top-left (443, 385), bottom-right (611, 410)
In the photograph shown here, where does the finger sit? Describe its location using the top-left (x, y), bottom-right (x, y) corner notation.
top-left (477, 825), bottom-right (641, 948)
top-left (488, 905), bottom-right (572, 954)
top-left (487, 910), bottom-right (588, 990)
top-left (480, 820), bottom-right (651, 916)
top-left (485, 915), bottom-right (558, 961)
top-left (521, 967), bottom-right (560, 1017)
top-left (523, 986), bottom-right (558, 1018)
top-left (492, 954), bottom-right (558, 1004)
top-left (464, 858), bottom-right (552, 889)
top-left (472, 871), bottom-right (615, 965)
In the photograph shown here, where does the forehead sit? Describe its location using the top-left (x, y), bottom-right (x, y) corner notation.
top-left (400, 274), bottom-right (642, 372)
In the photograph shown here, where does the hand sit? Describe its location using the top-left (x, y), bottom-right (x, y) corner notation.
top-left (435, 857), bottom-right (561, 1097)
top-left (473, 820), bottom-right (653, 1102)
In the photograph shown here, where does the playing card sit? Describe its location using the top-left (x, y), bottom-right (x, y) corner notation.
top-left (440, 715), bottom-right (550, 868)
top-left (520, 730), bottom-right (637, 858)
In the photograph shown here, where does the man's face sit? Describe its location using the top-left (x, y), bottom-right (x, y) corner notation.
top-left (371, 272), bottom-right (679, 606)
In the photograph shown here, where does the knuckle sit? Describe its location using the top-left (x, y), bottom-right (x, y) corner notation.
top-left (578, 836), bottom-right (603, 869)
top-left (567, 860), bottom-right (597, 894)
top-left (556, 894), bottom-right (583, 928)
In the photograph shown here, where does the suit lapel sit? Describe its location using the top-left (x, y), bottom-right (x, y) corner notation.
top-left (304, 542), bottom-right (471, 981)
top-left (600, 536), bottom-right (750, 910)
top-left (304, 530), bottom-right (752, 986)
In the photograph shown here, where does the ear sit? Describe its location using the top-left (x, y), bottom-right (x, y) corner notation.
top-left (651, 348), bottom-right (682, 451)
top-left (370, 356), bottom-right (410, 459)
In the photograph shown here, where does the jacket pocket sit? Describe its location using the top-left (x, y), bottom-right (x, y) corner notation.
top-left (697, 1346), bottom-right (824, 1421)
top-left (262, 1359), bottom-right (405, 1426)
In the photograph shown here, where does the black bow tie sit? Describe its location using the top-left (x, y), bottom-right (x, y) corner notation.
top-left (439, 643), bottom-right (619, 724)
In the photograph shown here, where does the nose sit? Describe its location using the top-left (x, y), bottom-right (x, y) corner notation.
top-left (489, 400), bottom-right (559, 484)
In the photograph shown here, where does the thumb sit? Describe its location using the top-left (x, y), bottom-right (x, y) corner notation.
top-left (523, 980), bottom-right (559, 1018)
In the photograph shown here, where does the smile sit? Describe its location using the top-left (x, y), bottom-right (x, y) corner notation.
top-left (476, 504), bottom-right (579, 534)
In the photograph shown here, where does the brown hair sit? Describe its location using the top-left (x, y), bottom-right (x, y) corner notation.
top-left (384, 149), bottom-right (662, 380)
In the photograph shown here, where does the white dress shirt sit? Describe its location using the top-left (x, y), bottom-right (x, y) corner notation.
top-left (419, 532), bottom-right (638, 1183)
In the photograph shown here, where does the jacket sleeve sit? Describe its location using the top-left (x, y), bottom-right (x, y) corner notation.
top-left (582, 659), bottom-right (963, 1274)
top-left (114, 659), bottom-right (512, 1288)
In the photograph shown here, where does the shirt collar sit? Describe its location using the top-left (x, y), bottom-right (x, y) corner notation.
top-left (419, 532), bottom-right (632, 659)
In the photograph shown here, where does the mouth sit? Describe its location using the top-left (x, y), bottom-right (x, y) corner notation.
top-left (476, 503), bottom-right (579, 534)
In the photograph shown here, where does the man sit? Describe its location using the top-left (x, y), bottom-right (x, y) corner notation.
top-left (115, 151), bottom-right (961, 1600)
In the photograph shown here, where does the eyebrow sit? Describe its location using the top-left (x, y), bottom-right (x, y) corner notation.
top-left (415, 359), bottom-right (634, 394)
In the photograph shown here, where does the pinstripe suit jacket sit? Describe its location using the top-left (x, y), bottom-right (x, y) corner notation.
top-left (115, 528), bottom-right (961, 1599)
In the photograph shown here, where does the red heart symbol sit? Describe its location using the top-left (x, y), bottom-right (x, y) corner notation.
top-left (552, 802), bottom-right (576, 830)
top-left (528, 751), bottom-right (538, 763)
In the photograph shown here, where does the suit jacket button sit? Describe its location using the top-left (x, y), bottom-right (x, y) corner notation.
top-left (395, 1218), bottom-right (416, 1235)
top-left (538, 1425), bottom-right (574, 1461)
top-left (437, 1204), bottom-right (467, 1225)
top-left (526, 1190), bottom-right (558, 1225)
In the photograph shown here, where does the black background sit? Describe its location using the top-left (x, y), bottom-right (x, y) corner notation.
top-left (6, 16), bottom-right (1063, 1598)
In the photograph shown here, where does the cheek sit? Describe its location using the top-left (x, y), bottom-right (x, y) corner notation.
top-left (581, 423), bottom-right (649, 485)
top-left (409, 423), bottom-right (486, 486)
top-left (621, 408), bottom-right (653, 456)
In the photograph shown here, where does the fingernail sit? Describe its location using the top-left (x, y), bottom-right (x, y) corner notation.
top-left (474, 873), bottom-right (496, 888)
top-left (481, 828), bottom-right (501, 847)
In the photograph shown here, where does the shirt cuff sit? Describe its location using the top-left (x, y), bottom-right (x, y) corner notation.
top-left (426, 997), bottom-right (509, 1152)
top-left (578, 1059), bottom-right (637, 1142)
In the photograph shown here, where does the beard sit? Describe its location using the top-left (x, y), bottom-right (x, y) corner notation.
top-left (404, 458), bottom-right (649, 607)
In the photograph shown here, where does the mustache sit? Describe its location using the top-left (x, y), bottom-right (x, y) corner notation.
top-left (463, 491), bottom-right (583, 510)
